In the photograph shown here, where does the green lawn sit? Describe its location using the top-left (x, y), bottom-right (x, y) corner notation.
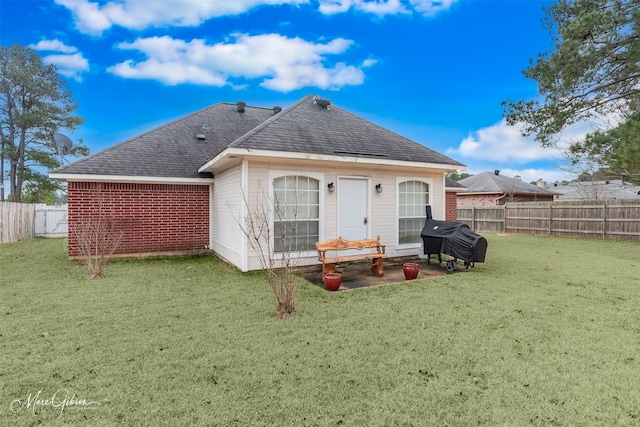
top-left (1, 234), bottom-right (639, 426)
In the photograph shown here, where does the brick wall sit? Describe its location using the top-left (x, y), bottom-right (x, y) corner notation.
top-left (67, 182), bottom-right (210, 257)
top-left (445, 191), bottom-right (458, 221)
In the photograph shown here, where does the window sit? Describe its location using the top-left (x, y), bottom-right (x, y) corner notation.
top-left (398, 180), bottom-right (430, 245)
top-left (273, 176), bottom-right (320, 253)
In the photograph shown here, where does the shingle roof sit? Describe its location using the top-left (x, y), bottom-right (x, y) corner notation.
top-left (224, 95), bottom-right (465, 166)
top-left (445, 177), bottom-right (465, 189)
top-left (458, 172), bottom-right (559, 195)
top-left (552, 180), bottom-right (640, 200)
top-left (52, 102), bottom-right (275, 179)
top-left (53, 95), bottom-right (464, 179)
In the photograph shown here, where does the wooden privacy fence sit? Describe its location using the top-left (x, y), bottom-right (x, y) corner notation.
top-left (1, 202), bottom-right (68, 243)
top-left (0, 202), bottom-right (35, 243)
top-left (456, 206), bottom-right (506, 233)
top-left (458, 200), bottom-right (640, 240)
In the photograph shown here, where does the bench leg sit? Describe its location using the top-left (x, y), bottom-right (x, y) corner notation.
top-left (322, 263), bottom-right (337, 282)
top-left (371, 258), bottom-right (384, 277)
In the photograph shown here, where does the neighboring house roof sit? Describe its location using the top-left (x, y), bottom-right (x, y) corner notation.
top-left (550, 180), bottom-right (640, 200)
top-left (445, 177), bottom-right (465, 190)
top-left (52, 95), bottom-right (464, 181)
top-left (458, 172), bottom-right (559, 196)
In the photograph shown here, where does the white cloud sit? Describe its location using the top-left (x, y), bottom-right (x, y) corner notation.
top-left (409, 0), bottom-right (459, 16)
top-left (318, 0), bottom-right (457, 16)
top-left (42, 53), bottom-right (90, 80)
top-left (55, 0), bottom-right (309, 35)
top-left (30, 39), bottom-right (89, 81)
top-left (319, 0), bottom-right (409, 17)
top-left (108, 34), bottom-right (368, 91)
top-left (362, 58), bottom-right (378, 67)
top-left (451, 119), bottom-right (563, 164)
top-left (449, 116), bottom-right (625, 184)
top-left (29, 39), bottom-right (78, 53)
top-left (56, 0), bottom-right (459, 35)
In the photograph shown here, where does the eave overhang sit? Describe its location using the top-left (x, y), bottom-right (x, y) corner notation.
top-left (199, 147), bottom-right (466, 175)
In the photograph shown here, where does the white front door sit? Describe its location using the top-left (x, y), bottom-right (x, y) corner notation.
top-left (338, 178), bottom-right (368, 243)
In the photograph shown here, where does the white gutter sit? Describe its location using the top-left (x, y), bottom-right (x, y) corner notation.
top-left (49, 173), bottom-right (214, 185)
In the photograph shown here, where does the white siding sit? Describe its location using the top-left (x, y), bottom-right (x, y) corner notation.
top-left (215, 159), bottom-right (446, 271)
top-left (211, 164), bottom-right (244, 267)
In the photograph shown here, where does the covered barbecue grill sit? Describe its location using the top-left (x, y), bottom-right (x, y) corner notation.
top-left (421, 206), bottom-right (487, 271)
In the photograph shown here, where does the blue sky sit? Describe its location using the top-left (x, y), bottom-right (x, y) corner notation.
top-left (2, 0), bottom-right (577, 184)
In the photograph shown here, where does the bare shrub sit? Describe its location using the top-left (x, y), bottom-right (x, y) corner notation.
top-left (70, 188), bottom-right (123, 279)
top-left (235, 181), bottom-right (302, 318)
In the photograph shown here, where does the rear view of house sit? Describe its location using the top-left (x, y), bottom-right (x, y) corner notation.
top-left (51, 95), bottom-right (465, 271)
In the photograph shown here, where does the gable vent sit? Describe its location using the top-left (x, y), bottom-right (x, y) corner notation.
top-left (236, 100), bottom-right (246, 112)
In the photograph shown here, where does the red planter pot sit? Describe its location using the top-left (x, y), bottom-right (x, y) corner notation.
top-left (403, 263), bottom-right (419, 280)
top-left (324, 273), bottom-right (342, 291)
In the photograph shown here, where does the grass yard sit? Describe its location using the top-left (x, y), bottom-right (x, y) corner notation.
top-left (1, 234), bottom-right (639, 426)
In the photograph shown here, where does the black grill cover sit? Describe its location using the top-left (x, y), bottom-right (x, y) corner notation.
top-left (421, 206), bottom-right (487, 263)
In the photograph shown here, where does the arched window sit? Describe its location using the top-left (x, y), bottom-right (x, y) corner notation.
top-left (398, 180), bottom-right (430, 245)
top-left (273, 176), bottom-right (320, 253)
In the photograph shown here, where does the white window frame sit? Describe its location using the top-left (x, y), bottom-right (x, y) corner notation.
top-left (396, 177), bottom-right (433, 249)
top-left (270, 171), bottom-right (324, 257)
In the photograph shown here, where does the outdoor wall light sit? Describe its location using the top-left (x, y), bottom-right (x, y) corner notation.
top-left (375, 183), bottom-right (382, 193)
top-left (328, 182), bottom-right (335, 192)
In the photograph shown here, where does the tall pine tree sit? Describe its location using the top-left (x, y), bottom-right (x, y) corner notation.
top-left (503, 0), bottom-right (640, 176)
top-left (0, 44), bottom-right (87, 202)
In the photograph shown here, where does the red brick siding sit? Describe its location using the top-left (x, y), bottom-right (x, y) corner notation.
top-left (445, 191), bottom-right (458, 221)
top-left (67, 182), bottom-right (209, 257)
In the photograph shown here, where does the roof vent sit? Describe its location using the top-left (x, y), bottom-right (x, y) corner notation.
top-left (494, 170), bottom-right (500, 175)
top-left (236, 100), bottom-right (246, 113)
top-left (273, 106), bottom-right (282, 115)
top-left (313, 95), bottom-right (331, 109)
top-left (196, 134), bottom-right (206, 140)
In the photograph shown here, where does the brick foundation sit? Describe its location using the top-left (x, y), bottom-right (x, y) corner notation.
top-left (67, 182), bottom-right (210, 257)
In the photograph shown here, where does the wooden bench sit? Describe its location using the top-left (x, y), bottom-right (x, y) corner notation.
top-left (316, 237), bottom-right (386, 281)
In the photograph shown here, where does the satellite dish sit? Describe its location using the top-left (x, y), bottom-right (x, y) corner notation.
top-left (54, 132), bottom-right (74, 155)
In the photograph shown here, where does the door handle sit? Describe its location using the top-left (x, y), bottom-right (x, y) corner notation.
top-left (364, 217), bottom-right (368, 224)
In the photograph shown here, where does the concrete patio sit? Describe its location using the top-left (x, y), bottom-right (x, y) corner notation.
top-left (300, 256), bottom-right (450, 291)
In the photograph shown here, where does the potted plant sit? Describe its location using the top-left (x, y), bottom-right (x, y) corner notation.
top-left (403, 263), bottom-right (419, 280)
top-left (324, 273), bottom-right (341, 291)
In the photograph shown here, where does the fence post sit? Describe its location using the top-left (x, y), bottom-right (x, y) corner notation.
top-left (471, 206), bottom-right (475, 231)
top-left (548, 203), bottom-right (552, 235)
top-left (602, 204), bottom-right (606, 238)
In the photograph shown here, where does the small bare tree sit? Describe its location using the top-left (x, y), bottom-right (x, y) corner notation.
top-left (69, 186), bottom-right (123, 279)
top-left (234, 180), bottom-right (304, 318)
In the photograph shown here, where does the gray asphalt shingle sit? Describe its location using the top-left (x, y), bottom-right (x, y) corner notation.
top-left (53, 95), bottom-right (464, 179)
top-left (229, 95), bottom-right (464, 166)
top-left (459, 172), bottom-right (559, 195)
